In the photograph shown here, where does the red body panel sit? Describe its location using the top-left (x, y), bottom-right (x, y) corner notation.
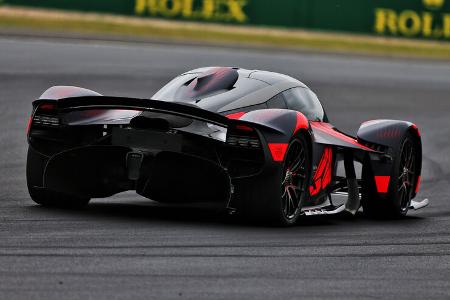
top-left (311, 121), bottom-right (373, 152)
top-left (294, 112), bottom-right (309, 135)
top-left (374, 176), bottom-right (390, 193)
top-left (310, 147), bottom-right (333, 196)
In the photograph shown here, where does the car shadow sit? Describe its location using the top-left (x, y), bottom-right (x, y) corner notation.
top-left (27, 196), bottom-right (426, 230)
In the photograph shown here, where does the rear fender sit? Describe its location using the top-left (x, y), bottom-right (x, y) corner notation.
top-left (239, 109), bottom-right (310, 144)
top-left (357, 120), bottom-right (420, 150)
top-left (237, 109), bottom-right (311, 164)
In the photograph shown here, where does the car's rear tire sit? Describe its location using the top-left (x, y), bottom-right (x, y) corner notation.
top-left (26, 147), bottom-right (90, 208)
top-left (239, 134), bottom-right (310, 226)
top-left (362, 132), bottom-right (418, 218)
top-left (28, 186), bottom-right (91, 208)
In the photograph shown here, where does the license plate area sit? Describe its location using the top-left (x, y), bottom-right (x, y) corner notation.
top-left (112, 128), bottom-right (182, 152)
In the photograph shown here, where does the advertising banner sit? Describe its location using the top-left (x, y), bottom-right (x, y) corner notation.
top-left (3, 0), bottom-right (450, 41)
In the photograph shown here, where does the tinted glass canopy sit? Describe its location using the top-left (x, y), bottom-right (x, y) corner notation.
top-left (152, 67), bottom-right (327, 122)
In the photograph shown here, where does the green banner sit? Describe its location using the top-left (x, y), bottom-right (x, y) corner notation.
top-left (3, 0), bottom-right (450, 40)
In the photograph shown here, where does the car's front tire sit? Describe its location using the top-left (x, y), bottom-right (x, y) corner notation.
top-left (362, 132), bottom-right (419, 218)
top-left (28, 186), bottom-right (91, 208)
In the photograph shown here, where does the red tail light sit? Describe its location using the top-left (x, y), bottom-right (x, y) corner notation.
top-left (226, 124), bottom-right (260, 149)
top-left (26, 115), bottom-right (33, 134)
top-left (268, 143), bottom-right (288, 162)
top-left (39, 103), bottom-right (56, 110)
top-left (29, 102), bottom-right (60, 130)
top-left (235, 125), bottom-right (253, 132)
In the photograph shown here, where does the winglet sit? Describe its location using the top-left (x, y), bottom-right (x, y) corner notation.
top-left (409, 198), bottom-right (429, 210)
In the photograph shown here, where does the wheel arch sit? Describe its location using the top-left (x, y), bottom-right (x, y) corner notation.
top-left (357, 119), bottom-right (422, 198)
top-left (408, 125), bottom-right (422, 198)
top-left (295, 128), bottom-right (313, 168)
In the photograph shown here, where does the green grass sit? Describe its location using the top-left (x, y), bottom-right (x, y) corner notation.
top-left (1, 7), bottom-right (450, 60)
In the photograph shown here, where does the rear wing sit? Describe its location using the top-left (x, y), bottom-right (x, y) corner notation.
top-left (34, 96), bottom-right (229, 127)
top-left (33, 96), bottom-right (283, 134)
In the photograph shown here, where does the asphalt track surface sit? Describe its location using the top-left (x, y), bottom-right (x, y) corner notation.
top-left (0, 37), bottom-right (449, 299)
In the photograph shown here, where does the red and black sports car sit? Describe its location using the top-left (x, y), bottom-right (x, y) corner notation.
top-left (26, 67), bottom-right (428, 226)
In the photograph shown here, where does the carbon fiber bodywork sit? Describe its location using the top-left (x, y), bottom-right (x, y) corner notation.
top-left (26, 67), bottom-right (423, 218)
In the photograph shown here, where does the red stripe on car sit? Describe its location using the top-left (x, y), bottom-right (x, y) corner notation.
top-left (374, 176), bottom-right (390, 193)
top-left (311, 121), bottom-right (373, 151)
top-left (415, 176), bottom-right (421, 193)
top-left (293, 112), bottom-right (309, 135)
top-left (309, 147), bottom-right (333, 196)
top-left (226, 112), bottom-right (246, 120)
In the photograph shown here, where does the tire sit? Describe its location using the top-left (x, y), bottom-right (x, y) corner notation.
top-left (26, 147), bottom-right (90, 208)
top-left (362, 132), bottom-right (418, 218)
top-left (28, 186), bottom-right (91, 208)
top-left (239, 133), bottom-right (311, 226)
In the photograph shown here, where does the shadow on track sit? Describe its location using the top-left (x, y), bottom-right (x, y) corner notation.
top-left (26, 197), bottom-right (426, 229)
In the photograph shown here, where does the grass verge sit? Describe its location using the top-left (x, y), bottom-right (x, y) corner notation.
top-left (1, 6), bottom-right (449, 60)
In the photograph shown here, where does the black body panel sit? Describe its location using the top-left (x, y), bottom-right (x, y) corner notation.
top-left (27, 67), bottom-right (422, 214)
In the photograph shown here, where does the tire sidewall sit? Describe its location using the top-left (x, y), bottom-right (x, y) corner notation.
top-left (388, 132), bottom-right (416, 216)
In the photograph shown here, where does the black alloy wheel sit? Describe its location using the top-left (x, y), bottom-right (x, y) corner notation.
top-left (279, 136), bottom-right (309, 225)
top-left (397, 138), bottom-right (416, 214)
